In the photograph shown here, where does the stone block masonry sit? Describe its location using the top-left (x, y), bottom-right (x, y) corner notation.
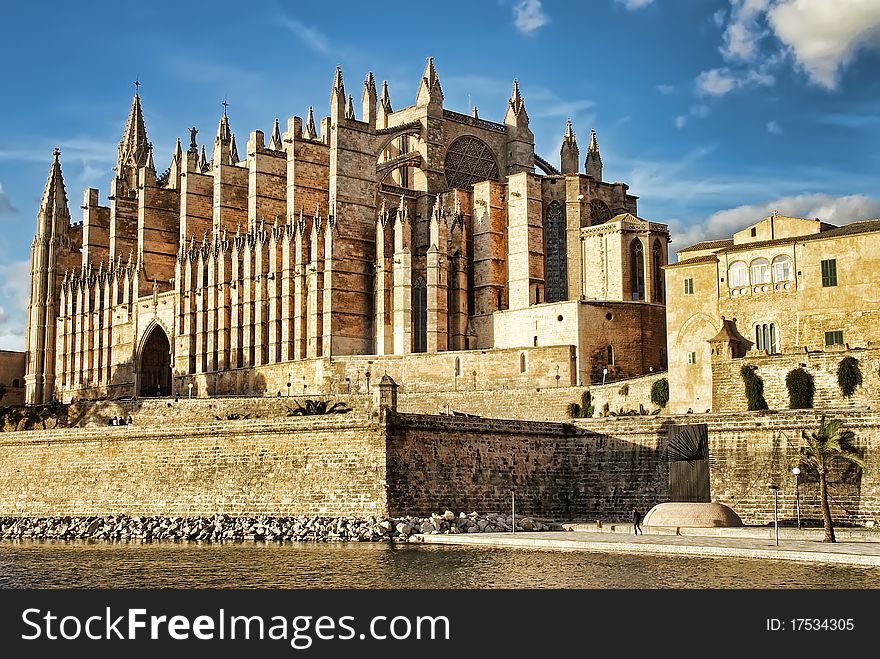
top-left (0, 396), bottom-right (876, 526)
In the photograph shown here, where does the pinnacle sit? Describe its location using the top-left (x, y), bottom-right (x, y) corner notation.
top-left (332, 65), bottom-right (345, 93)
top-left (588, 127), bottom-right (599, 152)
top-left (269, 118), bottom-right (283, 150)
top-left (509, 79), bottom-right (525, 114)
top-left (39, 148), bottom-right (69, 220)
top-left (305, 107), bottom-right (318, 139)
top-left (564, 118), bottom-right (575, 141)
top-left (345, 94), bottom-right (355, 120)
top-left (116, 90), bottom-right (150, 174)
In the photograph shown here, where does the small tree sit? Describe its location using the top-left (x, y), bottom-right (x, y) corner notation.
top-left (288, 399), bottom-right (351, 416)
top-left (650, 378), bottom-right (669, 408)
top-left (799, 416), bottom-right (866, 542)
top-left (740, 364), bottom-right (768, 411)
top-left (618, 383), bottom-right (629, 398)
top-left (568, 391), bottom-right (595, 418)
top-left (786, 367), bottom-right (815, 409)
top-left (837, 357), bottom-right (862, 398)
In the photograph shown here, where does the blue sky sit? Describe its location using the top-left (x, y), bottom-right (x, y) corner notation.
top-left (1, 0), bottom-right (879, 349)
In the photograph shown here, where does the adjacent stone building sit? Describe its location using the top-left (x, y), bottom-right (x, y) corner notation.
top-left (25, 59), bottom-right (667, 404)
top-left (664, 212), bottom-right (880, 413)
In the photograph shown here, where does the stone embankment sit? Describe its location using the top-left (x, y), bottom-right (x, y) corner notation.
top-left (0, 512), bottom-right (561, 543)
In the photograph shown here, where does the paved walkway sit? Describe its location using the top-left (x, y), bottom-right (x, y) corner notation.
top-left (413, 526), bottom-right (880, 567)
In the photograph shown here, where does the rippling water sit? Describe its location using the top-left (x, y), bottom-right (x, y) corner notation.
top-left (1, 540), bottom-right (877, 589)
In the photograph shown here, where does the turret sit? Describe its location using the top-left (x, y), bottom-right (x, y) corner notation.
top-left (560, 119), bottom-right (579, 174)
top-left (268, 118), bottom-right (283, 151)
top-left (304, 106), bottom-right (318, 140)
top-left (585, 128), bottom-right (603, 181)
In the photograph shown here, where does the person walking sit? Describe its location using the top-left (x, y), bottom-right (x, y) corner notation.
top-left (632, 507), bottom-right (643, 535)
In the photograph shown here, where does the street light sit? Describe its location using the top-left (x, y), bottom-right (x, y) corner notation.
top-left (792, 467), bottom-right (801, 530)
top-left (768, 483), bottom-right (779, 546)
top-left (188, 382), bottom-right (193, 399)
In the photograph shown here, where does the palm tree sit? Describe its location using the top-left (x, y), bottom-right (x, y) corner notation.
top-left (798, 416), bottom-right (866, 543)
top-left (288, 399), bottom-right (351, 416)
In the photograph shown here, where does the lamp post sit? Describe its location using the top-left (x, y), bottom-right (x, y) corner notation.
top-left (188, 382), bottom-right (193, 399)
top-left (792, 467), bottom-right (801, 530)
top-left (768, 483), bottom-right (779, 546)
top-left (287, 372), bottom-right (291, 397)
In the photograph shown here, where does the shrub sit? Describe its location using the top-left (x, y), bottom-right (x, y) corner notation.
top-left (288, 399), bottom-right (352, 416)
top-left (618, 384), bottom-right (629, 397)
top-left (786, 367), bottom-right (815, 409)
top-left (650, 378), bottom-right (669, 408)
top-left (580, 390), bottom-right (594, 418)
top-left (837, 357), bottom-right (862, 398)
top-left (740, 364), bottom-right (768, 411)
top-left (567, 402), bottom-right (581, 418)
top-left (601, 402), bottom-right (610, 417)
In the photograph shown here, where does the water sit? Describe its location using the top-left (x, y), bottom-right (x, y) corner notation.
top-left (1, 540), bottom-right (877, 588)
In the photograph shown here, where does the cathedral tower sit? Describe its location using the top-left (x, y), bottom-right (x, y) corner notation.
top-left (24, 149), bottom-right (71, 403)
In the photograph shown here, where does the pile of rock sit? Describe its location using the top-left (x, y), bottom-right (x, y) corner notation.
top-left (0, 511), bottom-right (561, 543)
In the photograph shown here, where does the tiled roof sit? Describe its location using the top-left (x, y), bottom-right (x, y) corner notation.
top-left (678, 238), bottom-right (734, 253)
top-left (664, 254), bottom-right (719, 268)
top-left (715, 219), bottom-right (880, 254)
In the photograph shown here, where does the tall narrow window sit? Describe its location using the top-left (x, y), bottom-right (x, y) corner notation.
top-left (519, 352), bottom-right (526, 373)
top-left (755, 323), bottom-right (779, 354)
top-left (652, 240), bottom-right (664, 302)
top-left (630, 239), bottom-right (645, 301)
top-left (607, 345), bottom-right (614, 365)
top-left (543, 201), bottom-right (568, 302)
top-left (413, 278), bottom-right (427, 353)
top-left (684, 278), bottom-right (694, 295)
top-left (454, 357), bottom-right (461, 376)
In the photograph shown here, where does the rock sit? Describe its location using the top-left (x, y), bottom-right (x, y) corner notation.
top-left (443, 510), bottom-right (455, 521)
top-left (420, 521), bottom-right (434, 534)
top-left (395, 522), bottom-right (411, 536)
top-left (519, 517), bottom-right (534, 531)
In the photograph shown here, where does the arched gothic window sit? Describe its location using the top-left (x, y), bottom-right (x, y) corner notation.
top-left (630, 239), bottom-right (645, 301)
top-left (652, 240), bottom-right (664, 302)
top-left (519, 352), bottom-right (527, 373)
top-left (544, 201), bottom-right (568, 302)
top-left (413, 278), bottom-right (427, 353)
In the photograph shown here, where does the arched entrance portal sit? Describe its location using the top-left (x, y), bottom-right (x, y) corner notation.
top-left (139, 324), bottom-right (172, 397)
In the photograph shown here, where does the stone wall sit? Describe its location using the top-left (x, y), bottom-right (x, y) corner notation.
top-left (711, 346), bottom-right (880, 412)
top-left (0, 414), bottom-right (388, 517)
top-left (387, 413), bottom-right (667, 520)
top-left (576, 410), bottom-right (879, 526)
top-left (1, 397), bottom-right (875, 526)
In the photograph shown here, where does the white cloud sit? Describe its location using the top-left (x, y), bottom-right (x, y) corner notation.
top-left (0, 259), bottom-right (30, 350)
top-left (675, 115), bottom-right (688, 129)
top-left (671, 193), bottom-right (880, 254)
top-left (768, 0), bottom-right (880, 89)
top-left (720, 0), bottom-right (772, 61)
top-left (276, 16), bottom-right (329, 54)
top-left (0, 184), bottom-right (18, 215)
top-left (712, 9), bottom-right (727, 28)
top-left (656, 84), bottom-right (675, 94)
top-left (513, 0), bottom-right (548, 34)
top-left (616, 0), bottom-right (655, 10)
top-left (674, 105), bottom-right (710, 129)
top-left (696, 68), bottom-right (738, 95)
top-left (766, 120), bottom-right (782, 134)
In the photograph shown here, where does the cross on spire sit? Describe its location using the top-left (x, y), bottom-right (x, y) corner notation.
top-left (134, 78), bottom-right (141, 95)
top-left (222, 96), bottom-right (229, 116)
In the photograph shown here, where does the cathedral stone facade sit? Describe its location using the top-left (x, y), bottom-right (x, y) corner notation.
top-left (24, 59), bottom-right (668, 404)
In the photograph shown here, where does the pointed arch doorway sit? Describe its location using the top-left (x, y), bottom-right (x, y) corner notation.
top-left (139, 324), bottom-right (172, 397)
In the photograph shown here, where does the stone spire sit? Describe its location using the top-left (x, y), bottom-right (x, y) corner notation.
top-left (173, 137), bottom-right (183, 164)
top-left (345, 94), bottom-right (356, 120)
top-left (504, 80), bottom-right (529, 127)
top-left (330, 65), bottom-right (346, 122)
top-left (585, 127), bottom-right (603, 181)
top-left (37, 148), bottom-right (70, 239)
top-left (116, 91), bottom-right (150, 175)
top-left (304, 106), bottom-right (318, 140)
top-left (362, 72), bottom-right (377, 127)
top-left (268, 118), bottom-right (283, 151)
top-left (378, 80), bottom-right (392, 128)
top-left (25, 148), bottom-right (71, 404)
top-left (416, 57), bottom-right (443, 109)
top-left (213, 108), bottom-right (235, 166)
top-left (560, 119), bottom-right (579, 174)
top-left (198, 145), bottom-right (208, 173)
top-left (229, 133), bottom-right (239, 163)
